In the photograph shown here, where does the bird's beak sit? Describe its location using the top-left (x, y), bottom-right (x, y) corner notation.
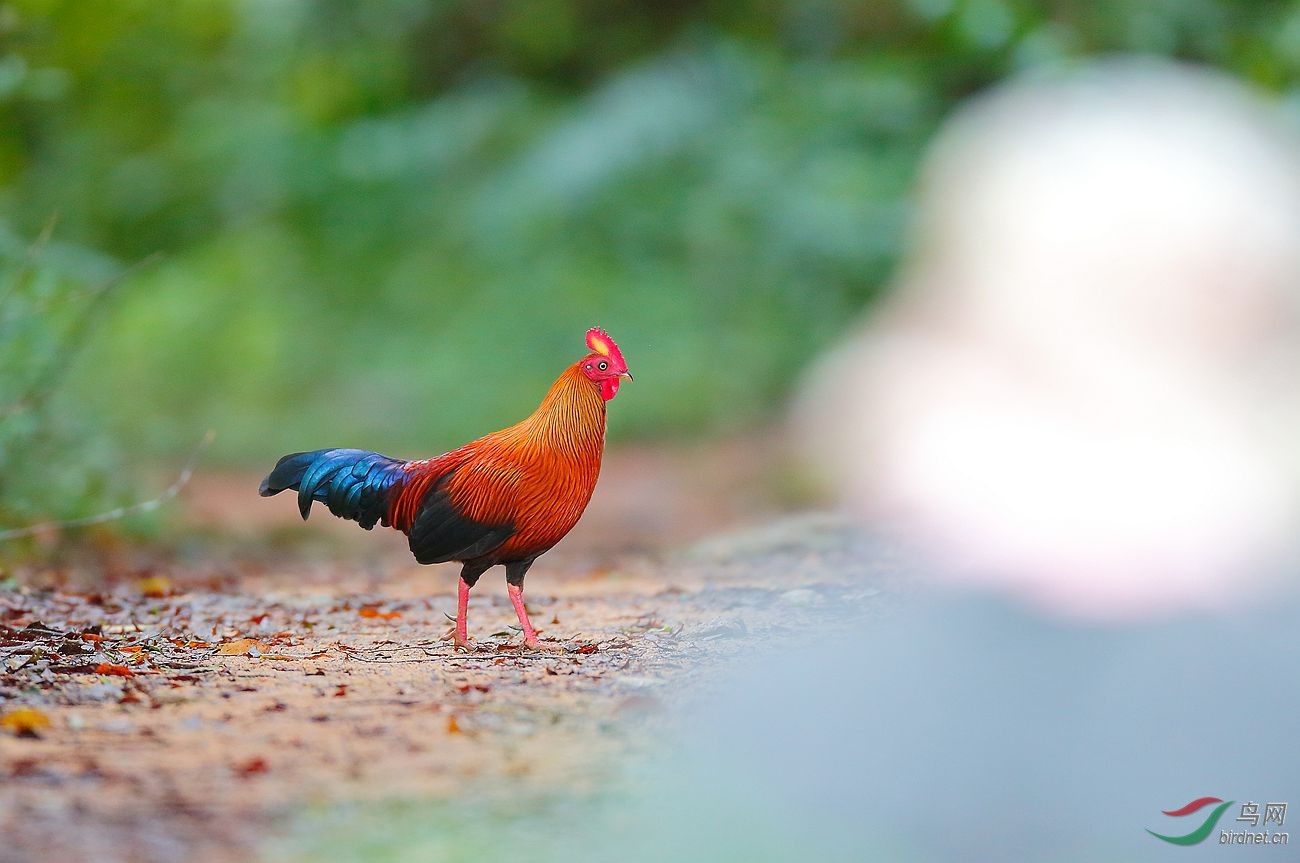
top-left (620, 371), bottom-right (634, 382)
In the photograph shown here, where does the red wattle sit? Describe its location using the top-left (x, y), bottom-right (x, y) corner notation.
top-left (600, 378), bottom-right (620, 401)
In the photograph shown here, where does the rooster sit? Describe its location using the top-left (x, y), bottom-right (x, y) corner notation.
top-left (259, 328), bottom-right (632, 651)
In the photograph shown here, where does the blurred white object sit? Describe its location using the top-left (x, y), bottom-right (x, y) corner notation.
top-left (805, 61), bottom-right (1300, 618)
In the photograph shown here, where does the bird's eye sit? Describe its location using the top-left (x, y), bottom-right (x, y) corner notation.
top-left (598, 361), bottom-right (608, 371)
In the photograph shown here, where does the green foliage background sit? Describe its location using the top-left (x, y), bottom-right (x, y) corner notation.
top-left (2, 0), bottom-right (1300, 521)
top-left (0, 227), bottom-right (131, 527)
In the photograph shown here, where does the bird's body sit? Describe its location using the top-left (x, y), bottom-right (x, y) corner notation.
top-left (259, 328), bottom-right (631, 650)
top-left (392, 363), bottom-right (607, 563)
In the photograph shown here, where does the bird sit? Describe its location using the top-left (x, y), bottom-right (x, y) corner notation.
top-left (258, 327), bottom-right (632, 651)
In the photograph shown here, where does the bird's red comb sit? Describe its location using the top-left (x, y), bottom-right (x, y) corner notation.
top-left (585, 327), bottom-right (626, 368)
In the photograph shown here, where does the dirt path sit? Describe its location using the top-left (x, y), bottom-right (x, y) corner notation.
top-left (0, 510), bottom-right (899, 863)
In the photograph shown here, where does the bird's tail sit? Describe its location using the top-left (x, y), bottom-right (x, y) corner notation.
top-left (258, 448), bottom-right (408, 530)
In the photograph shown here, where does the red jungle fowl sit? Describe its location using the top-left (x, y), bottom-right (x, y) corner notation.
top-left (259, 328), bottom-right (632, 651)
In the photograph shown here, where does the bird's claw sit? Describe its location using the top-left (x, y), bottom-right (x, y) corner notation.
top-left (452, 635), bottom-right (479, 653)
top-left (521, 637), bottom-right (565, 653)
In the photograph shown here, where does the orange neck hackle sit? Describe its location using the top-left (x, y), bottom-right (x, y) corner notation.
top-left (516, 364), bottom-right (607, 458)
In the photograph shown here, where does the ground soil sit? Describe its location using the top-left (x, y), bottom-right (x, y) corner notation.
top-left (0, 443), bottom-right (898, 863)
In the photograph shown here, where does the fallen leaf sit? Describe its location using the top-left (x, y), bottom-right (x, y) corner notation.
top-left (333, 684), bottom-right (348, 698)
top-left (358, 608), bottom-right (401, 620)
top-left (95, 663), bottom-right (135, 678)
top-left (573, 644), bottom-right (598, 655)
top-left (8, 757), bottom-right (40, 776)
top-left (138, 575), bottom-right (173, 598)
top-left (0, 708), bottom-right (51, 738)
top-left (235, 756), bottom-right (269, 777)
top-left (446, 715), bottom-right (461, 734)
top-left (216, 638), bottom-right (267, 656)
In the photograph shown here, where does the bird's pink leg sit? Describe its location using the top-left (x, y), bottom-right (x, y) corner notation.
top-left (453, 579), bottom-right (476, 652)
top-left (508, 584), bottom-right (562, 651)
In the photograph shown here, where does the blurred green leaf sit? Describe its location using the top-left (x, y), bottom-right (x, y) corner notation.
top-left (0, 0), bottom-right (1294, 468)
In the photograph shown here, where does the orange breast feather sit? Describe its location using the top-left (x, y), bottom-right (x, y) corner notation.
top-left (387, 364), bottom-right (606, 561)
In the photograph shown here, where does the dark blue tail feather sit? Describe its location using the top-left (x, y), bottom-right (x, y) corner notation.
top-left (259, 449), bottom-right (408, 530)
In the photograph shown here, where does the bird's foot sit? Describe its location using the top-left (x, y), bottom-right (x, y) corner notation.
top-left (521, 635), bottom-right (565, 653)
top-left (452, 634), bottom-right (479, 653)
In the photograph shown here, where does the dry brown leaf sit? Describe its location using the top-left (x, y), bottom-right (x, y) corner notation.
top-left (95, 663), bottom-right (135, 677)
top-left (445, 715), bottom-right (462, 734)
top-left (235, 756), bottom-right (269, 777)
top-left (216, 638), bottom-right (267, 656)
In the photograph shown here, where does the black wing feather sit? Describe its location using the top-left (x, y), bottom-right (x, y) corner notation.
top-left (407, 477), bottom-right (513, 565)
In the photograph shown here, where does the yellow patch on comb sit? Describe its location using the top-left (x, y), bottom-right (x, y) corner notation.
top-left (585, 326), bottom-right (626, 368)
top-left (587, 328), bottom-right (614, 357)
